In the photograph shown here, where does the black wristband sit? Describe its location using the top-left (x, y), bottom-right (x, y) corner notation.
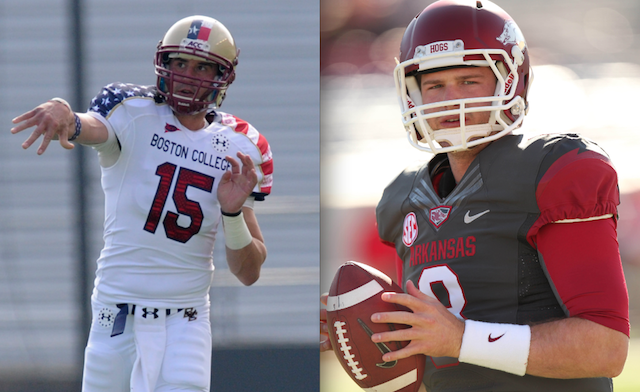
top-left (220, 209), bottom-right (242, 217)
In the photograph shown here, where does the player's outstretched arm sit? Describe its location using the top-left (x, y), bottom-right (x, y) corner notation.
top-left (11, 99), bottom-right (108, 155)
top-left (218, 152), bottom-right (267, 286)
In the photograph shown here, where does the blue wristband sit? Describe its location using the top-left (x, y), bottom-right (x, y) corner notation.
top-left (68, 113), bottom-right (82, 141)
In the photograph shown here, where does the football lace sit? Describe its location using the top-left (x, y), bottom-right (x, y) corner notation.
top-left (334, 320), bottom-right (368, 380)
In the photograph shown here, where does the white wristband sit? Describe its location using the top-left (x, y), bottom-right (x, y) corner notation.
top-left (458, 319), bottom-right (531, 376)
top-left (221, 212), bottom-right (253, 250)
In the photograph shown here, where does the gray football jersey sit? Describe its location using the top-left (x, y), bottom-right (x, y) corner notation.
top-left (376, 134), bottom-right (617, 391)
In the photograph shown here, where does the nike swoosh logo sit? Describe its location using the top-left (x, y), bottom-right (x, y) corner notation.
top-left (488, 333), bottom-right (505, 343)
top-left (357, 318), bottom-right (398, 368)
top-left (464, 209), bottom-right (490, 224)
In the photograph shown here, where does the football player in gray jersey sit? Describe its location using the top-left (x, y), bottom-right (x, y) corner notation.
top-left (322, 1), bottom-right (629, 391)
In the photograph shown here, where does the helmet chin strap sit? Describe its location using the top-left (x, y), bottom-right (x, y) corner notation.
top-left (431, 123), bottom-right (504, 149)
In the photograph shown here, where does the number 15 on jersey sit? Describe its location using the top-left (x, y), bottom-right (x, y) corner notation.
top-left (144, 162), bottom-right (215, 244)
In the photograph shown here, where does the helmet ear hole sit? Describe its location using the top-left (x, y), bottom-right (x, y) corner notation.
top-left (159, 78), bottom-right (167, 93)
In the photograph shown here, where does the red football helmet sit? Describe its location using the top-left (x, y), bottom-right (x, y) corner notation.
top-left (154, 15), bottom-right (239, 114)
top-left (394, 0), bottom-right (532, 153)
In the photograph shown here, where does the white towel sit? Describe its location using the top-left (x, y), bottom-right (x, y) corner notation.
top-left (130, 307), bottom-right (167, 392)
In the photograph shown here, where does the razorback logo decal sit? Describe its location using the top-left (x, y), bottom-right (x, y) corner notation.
top-left (429, 206), bottom-right (452, 228)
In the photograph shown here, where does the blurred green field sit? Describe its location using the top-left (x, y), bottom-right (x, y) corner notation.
top-left (320, 338), bottom-right (640, 392)
top-left (614, 338), bottom-right (640, 392)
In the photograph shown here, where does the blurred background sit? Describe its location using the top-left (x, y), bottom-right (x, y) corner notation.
top-left (0, 0), bottom-right (318, 391)
top-left (320, 0), bottom-right (640, 391)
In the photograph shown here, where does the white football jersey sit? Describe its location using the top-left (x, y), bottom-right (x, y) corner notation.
top-left (86, 83), bottom-right (273, 308)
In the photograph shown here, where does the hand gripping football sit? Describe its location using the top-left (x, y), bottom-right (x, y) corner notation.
top-left (326, 261), bottom-right (425, 392)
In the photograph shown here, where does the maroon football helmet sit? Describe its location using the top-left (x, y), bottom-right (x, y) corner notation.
top-left (154, 15), bottom-right (239, 114)
top-left (394, 0), bottom-right (532, 153)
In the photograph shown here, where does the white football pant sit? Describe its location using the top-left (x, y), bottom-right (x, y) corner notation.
top-left (82, 299), bottom-right (211, 392)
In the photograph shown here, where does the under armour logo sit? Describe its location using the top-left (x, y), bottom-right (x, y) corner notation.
top-left (98, 308), bottom-right (115, 328)
top-left (184, 308), bottom-right (198, 321)
top-left (211, 135), bottom-right (229, 152)
top-left (142, 308), bottom-right (159, 319)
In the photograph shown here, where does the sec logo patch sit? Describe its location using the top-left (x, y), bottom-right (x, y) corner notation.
top-left (402, 212), bottom-right (418, 247)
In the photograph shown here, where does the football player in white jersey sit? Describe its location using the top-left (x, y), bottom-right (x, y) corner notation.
top-left (11, 15), bottom-right (273, 392)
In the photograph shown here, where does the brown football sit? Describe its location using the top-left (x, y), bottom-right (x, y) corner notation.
top-left (326, 261), bottom-right (426, 392)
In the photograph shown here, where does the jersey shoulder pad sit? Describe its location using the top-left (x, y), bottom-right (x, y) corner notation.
top-left (88, 83), bottom-right (160, 118)
top-left (376, 161), bottom-right (427, 243)
top-left (211, 111), bottom-right (267, 147)
top-left (379, 161), bottom-right (426, 204)
top-left (211, 111), bottom-right (273, 200)
top-left (532, 133), bottom-right (619, 223)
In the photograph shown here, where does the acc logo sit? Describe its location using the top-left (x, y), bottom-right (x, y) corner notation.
top-left (211, 134), bottom-right (229, 153)
top-left (97, 308), bottom-right (115, 328)
top-left (402, 212), bottom-right (419, 247)
top-left (180, 38), bottom-right (211, 52)
top-left (429, 206), bottom-right (452, 228)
